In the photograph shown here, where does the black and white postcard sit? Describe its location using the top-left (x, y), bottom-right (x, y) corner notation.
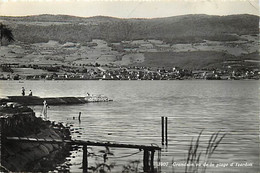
top-left (0, 0), bottom-right (259, 172)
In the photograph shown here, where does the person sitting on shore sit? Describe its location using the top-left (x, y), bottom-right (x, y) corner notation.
top-left (21, 87), bottom-right (25, 96)
top-left (28, 90), bottom-right (33, 96)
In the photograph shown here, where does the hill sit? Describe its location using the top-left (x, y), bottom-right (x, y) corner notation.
top-left (0, 14), bottom-right (258, 70)
top-left (0, 14), bottom-right (258, 44)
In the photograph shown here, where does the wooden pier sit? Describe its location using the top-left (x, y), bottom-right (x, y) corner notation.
top-left (5, 136), bottom-right (161, 173)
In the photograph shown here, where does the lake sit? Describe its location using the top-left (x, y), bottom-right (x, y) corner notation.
top-left (1, 80), bottom-right (259, 172)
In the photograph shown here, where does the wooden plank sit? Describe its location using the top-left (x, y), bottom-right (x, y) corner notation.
top-left (6, 137), bottom-right (161, 150)
top-left (73, 140), bottom-right (161, 150)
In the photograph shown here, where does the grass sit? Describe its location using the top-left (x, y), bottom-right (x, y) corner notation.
top-left (184, 130), bottom-right (226, 173)
top-left (122, 160), bottom-right (141, 173)
top-left (88, 146), bottom-right (116, 173)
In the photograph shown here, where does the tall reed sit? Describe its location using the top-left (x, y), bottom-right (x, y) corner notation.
top-left (184, 130), bottom-right (226, 173)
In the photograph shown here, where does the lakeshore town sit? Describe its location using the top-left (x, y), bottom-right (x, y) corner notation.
top-left (0, 62), bottom-right (259, 80)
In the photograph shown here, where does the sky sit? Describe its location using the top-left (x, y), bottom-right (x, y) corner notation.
top-left (0, 0), bottom-right (259, 18)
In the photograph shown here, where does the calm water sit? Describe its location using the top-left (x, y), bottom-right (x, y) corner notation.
top-left (1, 80), bottom-right (259, 172)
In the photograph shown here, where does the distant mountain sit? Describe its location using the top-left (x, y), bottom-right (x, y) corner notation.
top-left (0, 14), bottom-right (258, 70)
top-left (0, 14), bottom-right (258, 44)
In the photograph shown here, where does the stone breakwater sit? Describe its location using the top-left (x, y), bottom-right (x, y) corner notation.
top-left (0, 105), bottom-right (71, 172)
top-left (0, 95), bottom-right (113, 106)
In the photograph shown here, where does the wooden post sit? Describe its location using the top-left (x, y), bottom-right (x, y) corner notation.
top-left (150, 150), bottom-right (155, 173)
top-left (143, 149), bottom-right (150, 172)
top-left (165, 117), bottom-right (168, 146)
top-left (83, 144), bottom-right (88, 173)
top-left (161, 117), bottom-right (164, 145)
top-left (158, 150), bottom-right (161, 173)
top-left (0, 118), bottom-right (2, 165)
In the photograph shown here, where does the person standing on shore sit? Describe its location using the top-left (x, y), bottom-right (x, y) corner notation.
top-left (21, 87), bottom-right (25, 96)
top-left (28, 90), bottom-right (32, 96)
top-left (41, 100), bottom-right (50, 120)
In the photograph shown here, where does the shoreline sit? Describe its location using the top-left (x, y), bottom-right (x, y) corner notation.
top-left (0, 105), bottom-right (72, 172)
top-left (0, 77), bottom-right (259, 81)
